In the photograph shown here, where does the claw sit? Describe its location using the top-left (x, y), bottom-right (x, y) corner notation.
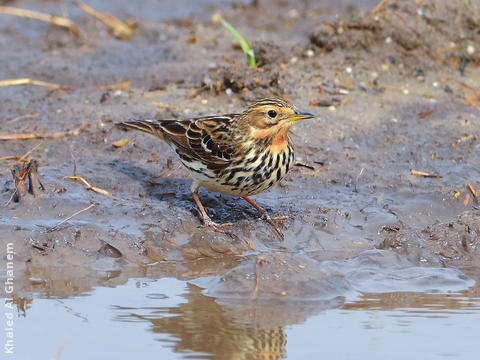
top-left (200, 218), bottom-right (233, 233)
top-left (261, 213), bottom-right (284, 240)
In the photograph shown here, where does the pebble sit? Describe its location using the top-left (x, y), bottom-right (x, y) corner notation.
top-left (467, 45), bottom-right (475, 55)
top-left (306, 49), bottom-right (314, 57)
top-left (288, 9), bottom-right (299, 19)
top-left (385, 36), bottom-right (392, 44)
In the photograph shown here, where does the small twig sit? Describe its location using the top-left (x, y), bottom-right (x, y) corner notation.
top-left (1, 141), bottom-right (44, 163)
top-left (20, 142), bottom-right (43, 162)
top-left (251, 256), bottom-right (265, 299)
top-left (294, 161), bottom-right (314, 170)
top-left (372, 0), bottom-right (390, 14)
top-left (0, 78), bottom-right (71, 90)
top-left (151, 101), bottom-right (180, 110)
top-left (70, 150), bottom-right (78, 177)
top-left (410, 170), bottom-right (442, 179)
top-left (354, 167), bottom-right (365, 192)
top-left (96, 80), bottom-right (131, 92)
top-left (4, 189), bottom-right (17, 207)
top-left (467, 183), bottom-right (478, 200)
top-left (64, 175), bottom-right (117, 199)
top-left (0, 124), bottom-right (84, 140)
top-left (6, 112), bottom-right (39, 124)
top-left (0, 6), bottom-right (79, 34)
top-left (418, 109), bottom-right (435, 119)
top-left (48, 203), bottom-right (95, 232)
top-left (74, 2), bottom-right (133, 40)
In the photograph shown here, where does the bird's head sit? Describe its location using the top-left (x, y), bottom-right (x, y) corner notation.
top-left (242, 97), bottom-right (314, 140)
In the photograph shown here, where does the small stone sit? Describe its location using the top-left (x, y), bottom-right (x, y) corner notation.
top-left (288, 9), bottom-right (299, 19)
top-left (211, 13), bottom-right (222, 23)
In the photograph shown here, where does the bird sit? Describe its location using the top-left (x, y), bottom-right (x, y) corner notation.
top-left (117, 97), bottom-right (314, 237)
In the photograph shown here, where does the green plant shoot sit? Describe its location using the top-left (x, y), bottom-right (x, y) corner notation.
top-left (220, 18), bottom-right (256, 68)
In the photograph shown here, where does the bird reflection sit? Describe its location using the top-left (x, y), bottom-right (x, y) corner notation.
top-left (121, 284), bottom-right (287, 359)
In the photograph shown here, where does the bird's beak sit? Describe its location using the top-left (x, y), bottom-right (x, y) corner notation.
top-left (287, 110), bottom-right (315, 121)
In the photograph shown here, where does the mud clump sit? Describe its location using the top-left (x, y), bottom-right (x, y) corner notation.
top-left (310, 0), bottom-right (480, 69)
top-left (206, 63), bottom-right (280, 94)
top-left (252, 40), bottom-right (286, 68)
top-left (378, 209), bottom-right (480, 267)
top-left (205, 40), bottom-right (285, 94)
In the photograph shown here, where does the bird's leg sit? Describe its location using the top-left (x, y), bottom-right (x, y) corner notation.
top-left (242, 196), bottom-right (286, 238)
top-left (192, 190), bottom-right (232, 232)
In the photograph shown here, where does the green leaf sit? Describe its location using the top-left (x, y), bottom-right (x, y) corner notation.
top-left (220, 18), bottom-right (256, 68)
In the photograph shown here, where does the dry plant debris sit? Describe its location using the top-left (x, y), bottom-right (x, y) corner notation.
top-left (0, 78), bottom-right (71, 90)
top-left (74, 2), bottom-right (133, 40)
top-left (0, 6), bottom-right (79, 34)
top-left (0, 124), bottom-right (86, 140)
top-left (7, 159), bottom-right (45, 205)
top-left (0, 142), bottom-right (43, 163)
top-left (63, 155), bottom-right (117, 200)
top-left (47, 203), bottom-right (95, 232)
top-left (467, 183), bottom-right (478, 200)
top-left (410, 170), bottom-right (442, 179)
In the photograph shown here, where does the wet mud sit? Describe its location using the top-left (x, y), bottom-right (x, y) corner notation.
top-left (1, 0), bottom-right (480, 358)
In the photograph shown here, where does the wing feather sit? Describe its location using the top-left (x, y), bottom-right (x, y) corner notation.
top-left (118, 114), bottom-right (240, 172)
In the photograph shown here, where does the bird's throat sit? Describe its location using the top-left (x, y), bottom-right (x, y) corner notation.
top-left (268, 126), bottom-right (290, 153)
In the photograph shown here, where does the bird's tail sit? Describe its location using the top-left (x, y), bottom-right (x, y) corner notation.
top-left (116, 119), bottom-right (161, 136)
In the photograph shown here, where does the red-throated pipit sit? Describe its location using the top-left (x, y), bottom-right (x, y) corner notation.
top-left (117, 97), bottom-right (314, 237)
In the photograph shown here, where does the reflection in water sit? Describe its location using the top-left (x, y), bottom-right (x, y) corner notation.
top-left (343, 291), bottom-right (480, 313)
top-left (8, 276), bottom-right (480, 360)
top-left (117, 284), bottom-right (288, 359)
top-left (113, 283), bottom-right (342, 359)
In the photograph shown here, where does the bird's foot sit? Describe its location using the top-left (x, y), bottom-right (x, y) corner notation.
top-left (265, 214), bottom-right (288, 222)
top-left (200, 217), bottom-right (233, 233)
top-left (260, 213), bottom-right (286, 240)
top-left (200, 217), bottom-right (255, 250)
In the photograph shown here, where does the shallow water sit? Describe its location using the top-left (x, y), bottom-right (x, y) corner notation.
top-left (7, 275), bottom-right (480, 359)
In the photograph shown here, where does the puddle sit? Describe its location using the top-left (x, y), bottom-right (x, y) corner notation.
top-left (4, 272), bottom-right (479, 360)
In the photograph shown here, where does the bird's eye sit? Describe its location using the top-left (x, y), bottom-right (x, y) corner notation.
top-left (267, 110), bottom-right (277, 118)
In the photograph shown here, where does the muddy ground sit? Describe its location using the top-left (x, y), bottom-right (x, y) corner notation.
top-left (1, 0), bottom-right (480, 323)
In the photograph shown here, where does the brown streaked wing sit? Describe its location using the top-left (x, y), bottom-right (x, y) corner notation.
top-left (161, 115), bottom-right (238, 171)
